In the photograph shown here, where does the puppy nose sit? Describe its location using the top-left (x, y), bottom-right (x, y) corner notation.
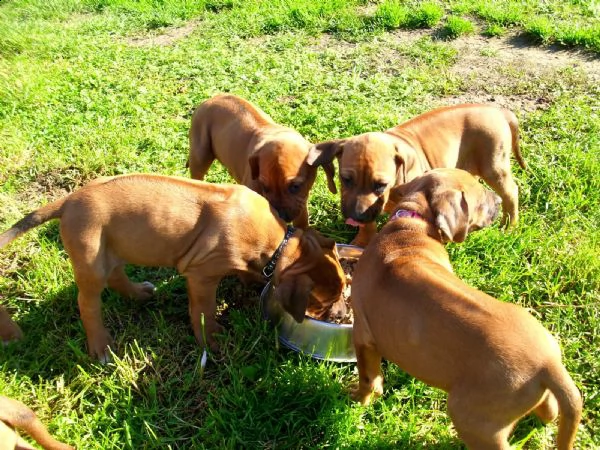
top-left (276, 208), bottom-right (292, 222)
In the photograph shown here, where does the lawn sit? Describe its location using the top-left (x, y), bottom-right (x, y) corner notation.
top-left (0, 0), bottom-right (599, 448)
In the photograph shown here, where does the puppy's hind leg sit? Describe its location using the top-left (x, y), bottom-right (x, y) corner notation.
top-left (188, 123), bottom-right (215, 180)
top-left (480, 163), bottom-right (519, 228)
top-left (185, 273), bottom-right (223, 353)
top-left (351, 313), bottom-right (383, 405)
top-left (447, 390), bottom-right (514, 450)
top-left (107, 264), bottom-right (155, 302)
top-left (63, 228), bottom-right (114, 363)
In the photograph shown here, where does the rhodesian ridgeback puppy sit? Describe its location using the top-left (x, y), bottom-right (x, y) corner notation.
top-left (350, 168), bottom-right (582, 449)
top-left (0, 306), bottom-right (23, 343)
top-left (188, 94), bottom-right (337, 229)
top-left (0, 174), bottom-right (346, 362)
top-left (0, 396), bottom-right (74, 450)
top-left (307, 104), bottom-right (527, 246)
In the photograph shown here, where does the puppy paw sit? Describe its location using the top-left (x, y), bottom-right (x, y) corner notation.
top-left (349, 384), bottom-right (374, 406)
top-left (134, 281), bottom-right (156, 302)
top-left (87, 331), bottom-right (115, 364)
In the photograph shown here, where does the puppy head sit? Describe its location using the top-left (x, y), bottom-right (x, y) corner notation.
top-left (308, 132), bottom-right (414, 225)
top-left (388, 168), bottom-right (501, 243)
top-left (249, 131), bottom-right (318, 224)
top-left (273, 229), bottom-right (346, 323)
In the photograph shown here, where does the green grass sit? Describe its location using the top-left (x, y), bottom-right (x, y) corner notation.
top-left (1, 0), bottom-right (599, 448)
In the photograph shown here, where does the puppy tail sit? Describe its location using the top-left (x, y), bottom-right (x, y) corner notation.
top-left (504, 109), bottom-right (527, 171)
top-left (0, 396), bottom-right (74, 450)
top-left (542, 362), bottom-right (583, 450)
top-left (0, 197), bottom-right (66, 249)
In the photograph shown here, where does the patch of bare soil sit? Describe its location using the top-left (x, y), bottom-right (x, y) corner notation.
top-left (313, 29), bottom-right (599, 114)
top-left (126, 20), bottom-right (202, 47)
top-left (441, 32), bottom-right (600, 112)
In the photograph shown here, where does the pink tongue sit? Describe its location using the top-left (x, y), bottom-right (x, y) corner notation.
top-left (345, 218), bottom-right (364, 228)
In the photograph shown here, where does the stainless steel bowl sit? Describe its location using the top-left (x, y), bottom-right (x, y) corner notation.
top-left (260, 244), bottom-right (363, 362)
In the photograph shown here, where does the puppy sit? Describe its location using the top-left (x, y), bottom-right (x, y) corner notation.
top-left (307, 104), bottom-right (526, 246)
top-left (0, 306), bottom-right (23, 344)
top-left (0, 396), bottom-right (74, 450)
top-left (188, 94), bottom-right (337, 229)
top-left (0, 174), bottom-right (346, 362)
top-left (350, 168), bottom-right (582, 449)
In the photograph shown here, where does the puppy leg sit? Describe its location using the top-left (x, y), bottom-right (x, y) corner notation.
top-left (447, 390), bottom-right (514, 450)
top-left (350, 222), bottom-right (377, 248)
top-left (76, 285), bottom-right (113, 363)
top-left (0, 396), bottom-right (74, 450)
top-left (107, 265), bottom-right (155, 302)
top-left (480, 167), bottom-right (519, 227)
top-left (185, 274), bottom-right (223, 352)
top-left (351, 344), bottom-right (383, 405)
top-left (532, 390), bottom-right (559, 424)
top-left (188, 124), bottom-right (215, 180)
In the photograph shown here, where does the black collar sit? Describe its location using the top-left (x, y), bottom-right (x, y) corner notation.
top-left (262, 225), bottom-right (296, 279)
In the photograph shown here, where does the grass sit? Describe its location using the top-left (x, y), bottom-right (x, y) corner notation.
top-left (0, 0), bottom-right (599, 448)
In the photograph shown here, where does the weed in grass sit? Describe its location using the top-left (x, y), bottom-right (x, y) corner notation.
top-left (406, 2), bottom-right (444, 29)
top-left (524, 16), bottom-right (555, 44)
top-left (372, 1), bottom-right (409, 30)
top-left (441, 15), bottom-right (475, 39)
top-left (483, 23), bottom-right (505, 37)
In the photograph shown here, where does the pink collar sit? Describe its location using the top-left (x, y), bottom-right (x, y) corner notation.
top-left (389, 209), bottom-right (423, 222)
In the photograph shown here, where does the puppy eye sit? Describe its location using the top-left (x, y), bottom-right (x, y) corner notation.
top-left (288, 182), bottom-right (302, 194)
top-left (340, 175), bottom-right (353, 188)
top-left (373, 182), bottom-right (388, 195)
top-left (260, 183), bottom-right (271, 194)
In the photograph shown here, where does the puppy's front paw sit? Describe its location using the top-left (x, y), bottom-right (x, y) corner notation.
top-left (349, 383), bottom-right (377, 406)
top-left (134, 281), bottom-right (156, 302)
top-left (87, 330), bottom-right (115, 364)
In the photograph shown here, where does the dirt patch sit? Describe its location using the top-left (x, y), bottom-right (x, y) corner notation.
top-left (312, 29), bottom-right (599, 114)
top-left (440, 32), bottom-right (600, 112)
top-left (126, 20), bottom-right (202, 47)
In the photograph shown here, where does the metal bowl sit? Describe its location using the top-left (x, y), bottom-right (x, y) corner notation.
top-left (260, 244), bottom-right (363, 362)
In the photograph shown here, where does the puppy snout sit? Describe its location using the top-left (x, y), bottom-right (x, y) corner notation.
top-left (276, 208), bottom-right (293, 223)
top-left (327, 297), bottom-right (347, 321)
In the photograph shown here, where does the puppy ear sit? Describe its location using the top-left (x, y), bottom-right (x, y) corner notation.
top-left (394, 153), bottom-right (406, 184)
top-left (274, 274), bottom-right (314, 323)
top-left (322, 161), bottom-right (337, 194)
top-left (432, 189), bottom-right (469, 243)
top-left (307, 140), bottom-right (345, 167)
top-left (306, 228), bottom-right (336, 250)
top-left (249, 153), bottom-right (260, 180)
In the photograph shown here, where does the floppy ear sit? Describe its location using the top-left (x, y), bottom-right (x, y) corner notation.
top-left (305, 228), bottom-right (336, 251)
top-left (431, 189), bottom-right (469, 243)
top-left (274, 274), bottom-right (314, 323)
top-left (249, 152), bottom-right (260, 180)
top-left (394, 152), bottom-right (406, 184)
top-left (307, 140), bottom-right (345, 167)
top-left (322, 161), bottom-right (337, 194)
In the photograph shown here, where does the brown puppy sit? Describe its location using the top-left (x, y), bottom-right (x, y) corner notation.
top-left (307, 104), bottom-right (526, 246)
top-left (350, 168), bottom-right (582, 449)
top-left (188, 94), bottom-right (337, 229)
top-left (0, 396), bottom-right (74, 450)
top-left (0, 306), bottom-right (23, 343)
top-left (0, 174), bottom-right (346, 362)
